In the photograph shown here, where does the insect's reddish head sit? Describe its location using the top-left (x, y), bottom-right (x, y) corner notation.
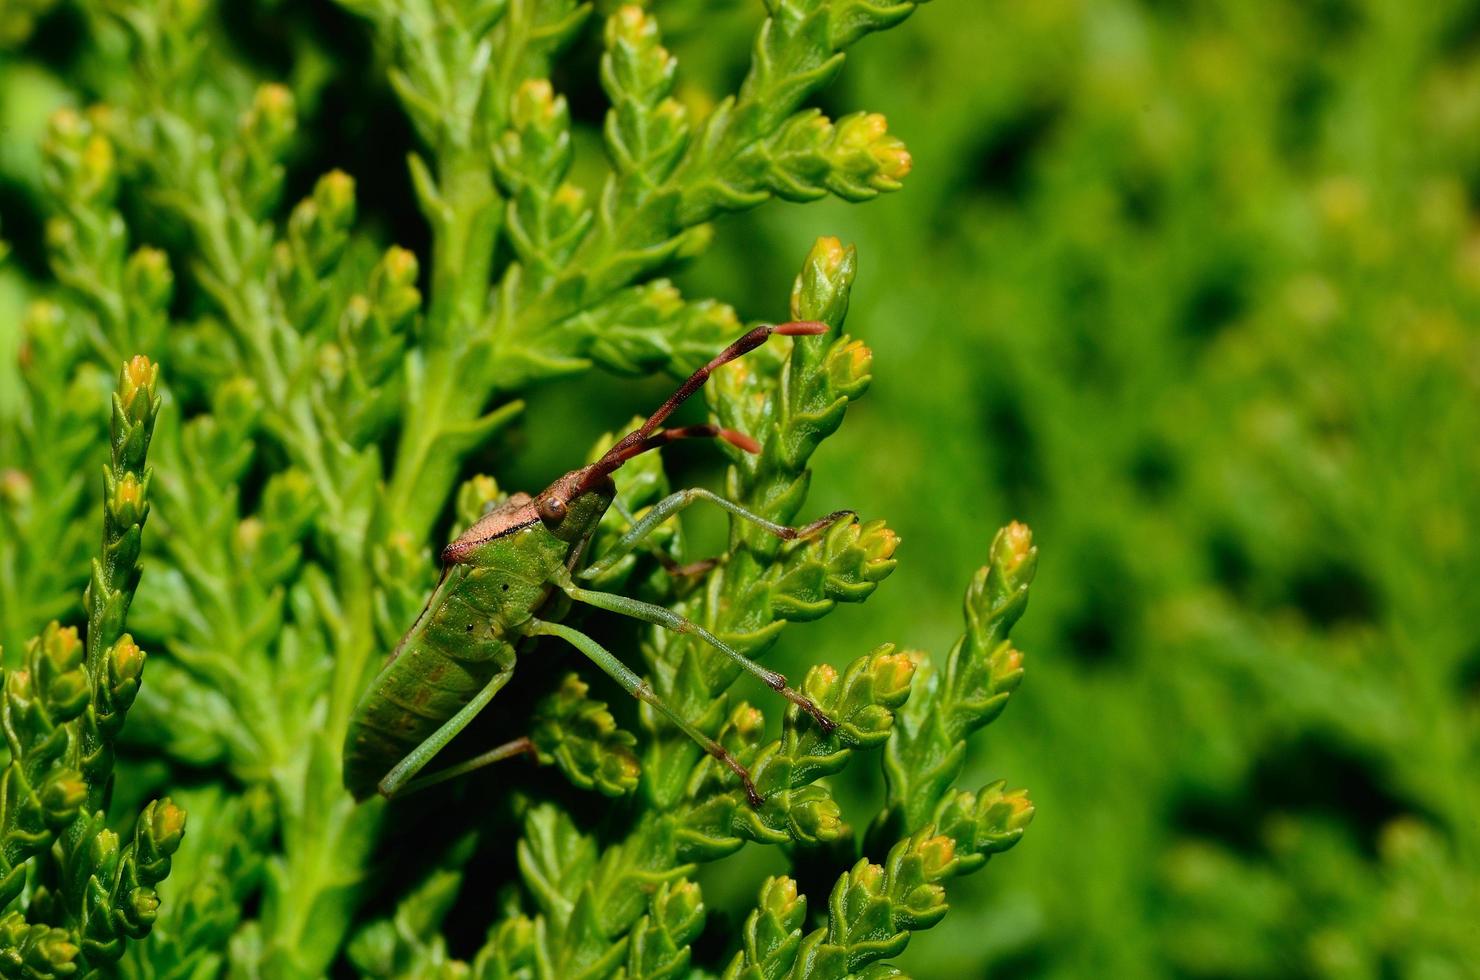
top-left (444, 322), bottom-right (828, 557)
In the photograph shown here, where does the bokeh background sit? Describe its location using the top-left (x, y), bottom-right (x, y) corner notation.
top-left (3, 0), bottom-right (1479, 976)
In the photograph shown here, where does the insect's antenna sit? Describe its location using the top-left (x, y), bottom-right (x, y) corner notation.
top-left (596, 423), bottom-right (762, 470)
top-left (594, 321), bottom-right (826, 475)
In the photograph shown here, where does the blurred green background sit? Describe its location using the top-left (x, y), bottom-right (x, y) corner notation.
top-left (4, 0), bottom-right (1479, 976)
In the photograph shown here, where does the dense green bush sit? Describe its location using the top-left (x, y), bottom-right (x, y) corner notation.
top-left (689, 1), bottom-right (1480, 975)
top-left (3, 0), bottom-right (1478, 977)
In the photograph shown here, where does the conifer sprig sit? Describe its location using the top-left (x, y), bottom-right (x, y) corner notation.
top-left (724, 528), bottom-right (1038, 979)
top-left (874, 521), bottom-right (1037, 840)
top-left (0, 358), bottom-right (183, 975)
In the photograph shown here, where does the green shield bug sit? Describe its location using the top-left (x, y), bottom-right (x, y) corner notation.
top-left (344, 322), bottom-right (852, 805)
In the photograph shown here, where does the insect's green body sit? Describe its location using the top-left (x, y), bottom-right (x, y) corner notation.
top-left (341, 322), bottom-right (842, 804)
top-left (344, 485), bottom-right (613, 800)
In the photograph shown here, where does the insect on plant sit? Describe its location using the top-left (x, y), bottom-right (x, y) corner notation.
top-left (344, 322), bottom-right (853, 806)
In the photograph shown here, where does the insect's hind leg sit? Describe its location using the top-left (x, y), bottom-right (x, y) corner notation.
top-left (525, 618), bottom-right (764, 807)
top-left (377, 666), bottom-right (517, 799)
top-left (579, 488), bottom-right (852, 581)
top-left (385, 736), bottom-right (535, 798)
top-left (559, 581), bottom-right (837, 735)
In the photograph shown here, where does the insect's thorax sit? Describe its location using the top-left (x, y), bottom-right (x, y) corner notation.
top-left (452, 522), bottom-right (571, 616)
top-left (548, 484), bottom-right (616, 544)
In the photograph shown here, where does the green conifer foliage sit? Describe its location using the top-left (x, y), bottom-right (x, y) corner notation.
top-left (1, 0), bottom-right (1038, 975)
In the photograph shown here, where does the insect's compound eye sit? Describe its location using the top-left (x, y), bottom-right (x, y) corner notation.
top-left (538, 495), bottom-right (567, 523)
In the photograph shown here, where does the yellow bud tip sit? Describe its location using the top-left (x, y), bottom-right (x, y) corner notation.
top-left (122, 355), bottom-right (157, 409)
top-left (111, 635), bottom-right (145, 675)
top-left (155, 800), bottom-right (187, 838)
top-left (875, 141), bottom-right (912, 181)
top-left (50, 107), bottom-right (83, 135)
top-left (998, 521), bottom-right (1034, 573)
top-left (236, 516), bottom-right (264, 550)
top-left (515, 79), bottom-right (559, 126)
top-left (317, 170), bottom-right (356, 212)
top-left (50, 624), bottom-right (81, 657)
top-left (1, 469), bottom-right (33, 502)
top-left (256, 83), bottom-right (293, 113)
top-left (877, 652), bottom-right (916, 690)
top-left (82, 134), bottom-right (114, 178)
top-left (345, 295), bottom-right (371, 319)
top-left (46, 940), bottom-right (79, 962)
top-left (871, 527), bottom-right (900, 562)
top-left (45, 217), bottom-right (73, 248)
top-left (735, 705), bottom-right (764, 736)
top-left (318, 342), bottom-right (346, 373)
top-left (382, 245), bottom-right (419, 283)
top-left (615, 4), bottom-right (647, 32)
top-left (812, 236), bottom-right (847, 275)
top-left (116, 472), bottom-right (143, 508)
top-left (650, 282), bottom-right (680, 307)
top-left (25, 298), bottom-right (62, 323)
top-left (921, 834), bottom-right (957, 871)
top-left (51, 777), bottom-right (87, 806)
top-left (129, 247), bottom-right (170, 282)
top-left (469, 474), bottom-right (499, 501)
top-left (1004, 647), bottom-right (1024, 672)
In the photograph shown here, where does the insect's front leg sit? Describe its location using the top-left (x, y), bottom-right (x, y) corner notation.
top-left (593, 497), bottom-right (717, 581)
top-left (555, 572), bottom-right (837, 736)
top-left (579, 487), bottom-right (854, 581)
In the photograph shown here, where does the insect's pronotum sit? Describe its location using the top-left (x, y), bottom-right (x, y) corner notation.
top-left (343, 322), bottom-right (853, 805)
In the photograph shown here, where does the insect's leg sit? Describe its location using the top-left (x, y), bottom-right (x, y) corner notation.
top-left (377, 666), bottom-right (516, 799)
top-left (560, 583), bottom-right (837, 735)
top-left (579, 487), bottom-right (853, 581)
top-left (605, 497), bottom-right (718, 579)
top-left (385, 737), bottom-right (535, 799)
top-left (526, 618), bottom-right (764, 807)
top-left (659, 557), bottom-right (720, 578)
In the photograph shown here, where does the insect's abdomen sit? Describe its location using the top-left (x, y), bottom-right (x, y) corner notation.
top-left (342, 530), bottom-right (565, 800)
